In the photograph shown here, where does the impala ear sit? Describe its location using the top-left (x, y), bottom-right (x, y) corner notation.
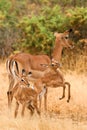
top-left (68, 29), bottom-right (73, 33)
top-left (65, 29), bottom-right (73, 34)
top-left (54, 32), bottom-right (58, 37)
top-left (28, 71), bottom-right (32, 77)
top-left (22, 69), bottom-right (26, 76)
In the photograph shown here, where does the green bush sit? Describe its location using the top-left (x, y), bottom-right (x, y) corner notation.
top-left (66, 7), bottom-right (87, 42)
top-left (16, 5), bottom-right (67, 55)
top-left (0, 0), bottom-right (87, 59)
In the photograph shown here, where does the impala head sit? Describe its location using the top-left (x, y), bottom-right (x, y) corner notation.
top-left (15, 69), bottom-right (32, 88)
top-left (40, 62), bottom-right (60, 70)
top-left (54, 29), bottom-right (74, 49)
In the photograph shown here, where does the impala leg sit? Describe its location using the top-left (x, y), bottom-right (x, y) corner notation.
top-left (21, 103), bottom-right (26, 117)
top-left (35, 106), bottom-right (40, 115)
top-left (7, 91), bottom-right (13, 109)
top-left (14, 101), bottom-right (19, 118)
top-left (28, 104), bottom-right (34, 116)
top-left (44, 88), bottom-right (48, 111)
top-left (7, 91), bottom-right (10, 108)
top-left (64, 82), bottom-right (71, 102)
top-left (7, 76), bottom-right (15, 108)
top-left (27, 101), bottom-right (35, 116)
top-left (67, 83), bottom-right (71, 102)
top-left (8, 75), bottom-right (15, 90)
top-left (59, 85), bottom-right (65, 100)
top-left (39, 95), bottom-right (42, 112)
top-left (33, 99), bottom-right (40, 115)
top-left (9, 78), bottom-right (15, 90)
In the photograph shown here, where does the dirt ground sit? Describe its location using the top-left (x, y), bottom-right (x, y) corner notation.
top-left (0, 61), bottom-right (87, 130)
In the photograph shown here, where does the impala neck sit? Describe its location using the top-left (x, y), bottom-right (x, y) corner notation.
top-left (12, 83), bottom-right (19, 95)
top-left (52, 38), bottom-right (63, 63)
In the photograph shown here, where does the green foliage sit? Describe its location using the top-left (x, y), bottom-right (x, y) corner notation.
top-left (66, 7), bottom-right (87, 41)
top-left (67, 7), bottom-right (87, 27)
top-left (16, 5), bottom-right (67, 55)
top-left (0, 0), bottom-right (87, 59)
top-left (0, 0), bottom-right (19, 58)
top-left (0, 0), bottom-right (11, 13)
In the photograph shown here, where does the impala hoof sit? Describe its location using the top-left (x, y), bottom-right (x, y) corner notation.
top-left (67, 99), bottom-right (69, 103)
top-left (59, 97), bottom-right (62, 100)
top-left (59, 96), bottom-right (65, 100)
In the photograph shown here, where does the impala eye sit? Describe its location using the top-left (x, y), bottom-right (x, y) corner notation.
top-left (51, 63), bottom-right (55, 66)
top-left (21, 79), bottom-right (24, 82)
top-left (65, 35), bottom-right (69, 39)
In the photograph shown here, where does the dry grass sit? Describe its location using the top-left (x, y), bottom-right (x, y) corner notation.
top-left (62, 53), bottom-right (87, 74)
top-left (0, 61), bottom-right (87, 130)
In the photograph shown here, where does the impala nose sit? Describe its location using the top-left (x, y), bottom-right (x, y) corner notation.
top-left (51, 63), bottom-right (55, 66)
top-left (27, 83), bottom-right (30, 87)
top-left (70, 44), bottom-right (74, 49)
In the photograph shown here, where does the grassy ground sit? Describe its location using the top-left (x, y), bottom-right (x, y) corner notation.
top-left (0, 61), bottom-right (87, 130)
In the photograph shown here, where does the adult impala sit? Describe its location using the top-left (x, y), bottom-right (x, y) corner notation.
top-left (6, 29), bottom-right (74, 108)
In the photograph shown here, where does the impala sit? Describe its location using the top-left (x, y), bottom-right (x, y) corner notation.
top-left (29, 62), bottom-right (71, 111)
top-left (8, 63), bottom-right (71, 113)
top-left (6, 29), bottom-right (74, 108)
top-left (8, 70), bottom-right (40, 118)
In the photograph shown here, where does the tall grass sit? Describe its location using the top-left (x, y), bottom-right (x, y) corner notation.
top-left (0, 57), bottom-right (87, 130)
top-left (62, 50), bottom-right (87, 74)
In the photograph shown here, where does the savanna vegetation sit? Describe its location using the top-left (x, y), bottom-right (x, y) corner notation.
top-left (0, 1), bottom-right (87, 130)
top-left (0, 0), bottom-right (87, 71)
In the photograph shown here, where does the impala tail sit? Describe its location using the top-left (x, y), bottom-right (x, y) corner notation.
top-left (6, 58), bottom-right (19, 77)
top-left (64, 82), bottom-right (71, 102)
top-left (6, 59), bottom-right (19, 108)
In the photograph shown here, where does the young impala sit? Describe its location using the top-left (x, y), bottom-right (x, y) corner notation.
top-left (8, 70), bottom-right (40, 118)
